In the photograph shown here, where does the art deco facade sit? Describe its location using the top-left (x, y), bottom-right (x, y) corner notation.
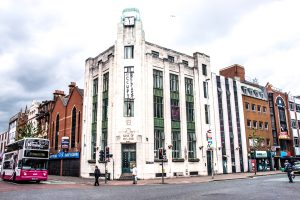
top-left (81, 8), bottom-right (248, 179)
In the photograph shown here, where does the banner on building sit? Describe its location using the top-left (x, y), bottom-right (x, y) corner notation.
top-left (124, 67), bottom-right (134, 99)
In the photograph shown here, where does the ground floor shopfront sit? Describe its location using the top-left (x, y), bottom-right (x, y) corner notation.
top-left (81, 141), bottom-right (248, 179)
top-left (49, 151), bottom-right (80, 177)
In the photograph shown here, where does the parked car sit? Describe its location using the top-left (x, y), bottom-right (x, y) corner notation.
top-left (293, 161), bottom-right (300, 174)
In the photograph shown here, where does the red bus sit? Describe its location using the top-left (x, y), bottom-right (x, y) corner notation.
top-left (1, 138), bottom-right (49, 183)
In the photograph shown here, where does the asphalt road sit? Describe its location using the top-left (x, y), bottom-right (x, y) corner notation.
top-left (1, 174), bottom-right (299, 200)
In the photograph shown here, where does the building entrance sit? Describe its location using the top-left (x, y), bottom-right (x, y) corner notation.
top-left (122, 144), bottom-right (136, 173)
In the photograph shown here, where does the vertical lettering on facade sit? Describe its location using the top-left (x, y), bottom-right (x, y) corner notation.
top-left (124, 66), bottom-right (134, 99)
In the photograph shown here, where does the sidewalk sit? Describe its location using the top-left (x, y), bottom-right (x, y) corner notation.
top-left (48, 170), bottom-right (284, 186)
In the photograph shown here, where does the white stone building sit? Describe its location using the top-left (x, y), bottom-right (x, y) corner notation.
top-left (8, 114), bottom-right (17, 144)
top-left (211, 74), bottom-right (248, 173)
top-left (81, 8), bottom-right (248, 179)
top-left (288, 95), bottom-right (300, 156)
top-left (27, 100), bottom-right (41, 130)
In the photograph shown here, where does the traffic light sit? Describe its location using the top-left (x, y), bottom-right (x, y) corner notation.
top-left (105, 147), bottom-right (110, 158)
top-left (159, 148), bottom-right (163, 159)
top-left (99, 150), bottom-right (105, 162)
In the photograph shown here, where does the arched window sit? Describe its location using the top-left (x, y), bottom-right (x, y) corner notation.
top-left (55, 114), bottom-right (59, 150)
top-left (52, 122), bottom-right (54, 147)
top-left (71, 107), bottom-right (77, 148)
top-left (77, 111), bottom-right (81, 144)
top-left (277, 97), bottom-right (287, 132)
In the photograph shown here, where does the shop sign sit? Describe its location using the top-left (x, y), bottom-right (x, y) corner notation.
top-left (207, 130), bottom-right (213, 148)
top-left (279, 132), bottom-right (289, 139)
top-left (255, 151), bottom-right (268, 158)
top-left (50, 151), bottom-right (80, 159)
top-left (61, 137), bottom-right (69, 149)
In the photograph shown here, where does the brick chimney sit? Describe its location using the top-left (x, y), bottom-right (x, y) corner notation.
top-left (219, 64), bottom-right (245, 82)
top-left (53, 90), bottom-right (65, 100)
top-left (68, 82), bottom-right (76, 94)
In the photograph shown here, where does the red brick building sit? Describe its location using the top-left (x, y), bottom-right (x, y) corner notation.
top-left (48, 82), bottom-right (83, 177)
top-left (265, 83), bottom-right (294, 168)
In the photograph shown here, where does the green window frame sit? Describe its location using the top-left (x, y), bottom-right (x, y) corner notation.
top-left (154, 129), bottom-right (165, 159)
top-left (188, 132), bottom-right (196, 159)
top-left (172, 130), bottom-right (181, 159)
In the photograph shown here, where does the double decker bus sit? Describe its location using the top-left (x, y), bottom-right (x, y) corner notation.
top-left (1, 138), bottom-right (49, 183)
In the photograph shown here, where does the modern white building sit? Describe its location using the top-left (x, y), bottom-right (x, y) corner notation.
top-left (81, 8), bottom-right (248, 179)
top-left (288, 95), bottom-right (300, 157)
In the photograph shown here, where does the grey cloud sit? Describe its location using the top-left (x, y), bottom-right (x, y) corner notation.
top-left (176, 0), bottom-right (274, 46)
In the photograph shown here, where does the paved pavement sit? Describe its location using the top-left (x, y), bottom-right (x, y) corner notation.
top-left (48, 170), bottom-right (285, 186)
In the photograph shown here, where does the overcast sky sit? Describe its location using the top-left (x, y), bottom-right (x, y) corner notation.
top-left (1, 0), bottom-right (299, 132)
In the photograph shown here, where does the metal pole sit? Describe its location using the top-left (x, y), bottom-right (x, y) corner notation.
top-left (211, 149), bottom-right (214, 179)
top-left (161, 159), bottom-right (164, 184)
top-left (105, 161), bottom-right (107, 184)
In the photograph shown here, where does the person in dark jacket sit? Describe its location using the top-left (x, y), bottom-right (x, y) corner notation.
top-left (284, 160), bottom-right (294, 183)
top-left (94, 166), bottom-right (100, 186)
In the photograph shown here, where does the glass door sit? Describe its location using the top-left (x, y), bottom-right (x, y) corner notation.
top-left (122, 144), bottom-right (136, 173)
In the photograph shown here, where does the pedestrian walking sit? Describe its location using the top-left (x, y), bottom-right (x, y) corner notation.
top-left (132, 165), bottom-right (137, 184)
top-left (284, 160), bottom-right (294, 183)
top-left (94, 165), bottom-right (100, 186)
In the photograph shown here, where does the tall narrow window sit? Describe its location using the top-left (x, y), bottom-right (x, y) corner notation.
top-left (202, 64), bottom-right (207, 76)
top-left (71, 107), bottom-right (76, 148)
top-left (185, 78), bottom-right (193, 95)
top-left (154, 129), bottom-right (164, 159)
top-left (55, 115), bottom-right (59, 150)
top-left (188, 132), bottom-right (196, 159)
top-left (52, 122), bottom-right (54, 148)
top-left (92, 102), bottom-right (98, 122)
top-left (203, 81), bottom-right (208, 98)
top-left (91, 78), bottom-right (98, 160)
top-left (103, 73), bottom-right (109, 92)
top-left (154, 96), bottom-right (164, 118)
top-left (277, 97), bottom-right (288, 133)
top-left (205, 104), bottom-right (210, 124)
top-left (124, 46), bottom-right (134, 59)
top-left (93, 78), bottom-right (98, 96)
top-left (186, 102), bottom-right (194, 122)
top-left (101, 130), bottom-right (107, 150)
top-left (153, 69), bottom-right (163, 89)
top-left (172, 131), bottom-right (181, 158)
top-left (102, 98), bottom-right (108, 120)
top-left (77, 111), bottom-right (81, 143)
top-left (170, 74), bottom-right (179, 92)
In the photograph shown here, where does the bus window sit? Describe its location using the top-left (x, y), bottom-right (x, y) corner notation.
top-left (18, 160), bottom-right (22, 168)
top-left (22, 159), bottom-right (48, 170)
top-left (3, 161), bottom-right (12, 169)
